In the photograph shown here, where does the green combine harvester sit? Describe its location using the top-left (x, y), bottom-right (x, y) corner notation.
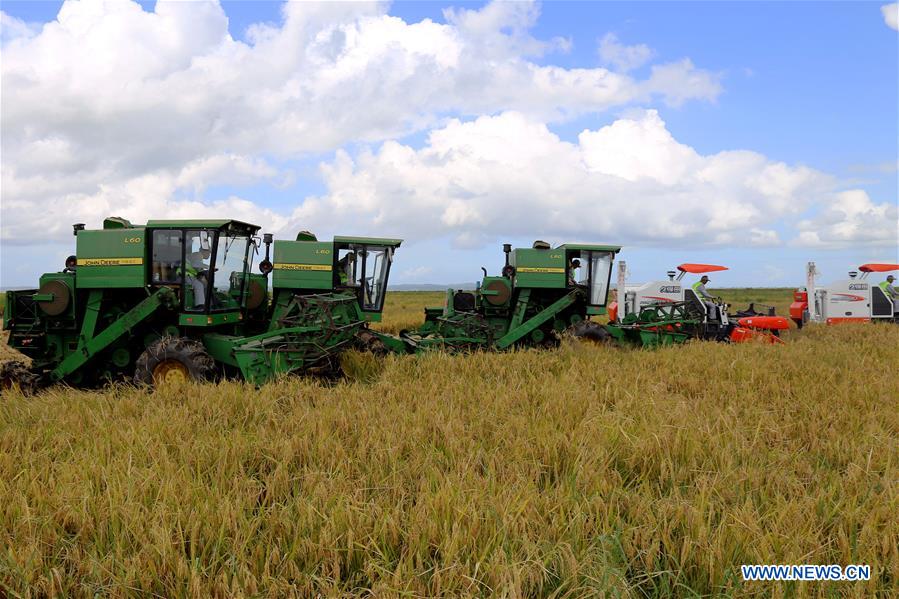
top-left (364, 241), bottom-right (622, 354)
top-left (1, 217), bottom-right (401, 392)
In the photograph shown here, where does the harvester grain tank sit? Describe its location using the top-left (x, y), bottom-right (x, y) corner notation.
top-left (1, 217), bottom-right (402, 392)
top-left (789, 262), bottom-right (899, 327)
top-left (606, 261), bottom-right (788, 345)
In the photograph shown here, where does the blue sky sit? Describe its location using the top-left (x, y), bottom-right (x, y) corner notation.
top-left (1, 1), bottom-right (896, 289)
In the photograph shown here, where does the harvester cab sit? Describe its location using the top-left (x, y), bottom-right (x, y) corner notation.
top-left (608, 261), bottom-right (788, 344)
top-left (790, 262), bottom-right (899, 327)
top-left (144, 219), bottom-right (267, 316)
top-left (268, 233), bottom-right (402, 325)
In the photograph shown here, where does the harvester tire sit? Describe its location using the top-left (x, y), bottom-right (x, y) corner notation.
top-left (0, 361), bottom-right (40, 396)
top-left (567, 321), bottom-right (612, 344)
top-left (134, 337), bottom-right (216, 387)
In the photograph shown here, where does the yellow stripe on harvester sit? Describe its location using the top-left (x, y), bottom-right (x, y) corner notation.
top-left (273, 263), bottom-right (332, 271)
top-left (78, 258), bottom-right (143, 266)
top-left (516, 267), bottom-right (565, 273)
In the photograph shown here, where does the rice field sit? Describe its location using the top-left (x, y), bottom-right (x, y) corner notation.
top-left (1, 290), bottom-right (897, 597)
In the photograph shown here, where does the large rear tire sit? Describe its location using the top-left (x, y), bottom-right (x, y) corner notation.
top-left (134, 338), bottom-right (215, 387)
top-left (567, 320), bottom-right (612, 344)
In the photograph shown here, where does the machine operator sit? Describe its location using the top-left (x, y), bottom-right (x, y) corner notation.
top-left (881, 274), bottom-right (899, 314)
top-left (568, 258), bottom-right (581, 286)
top-left (338, 251), bottom-right (356, 285)
top-left (186, 247), bottom-right (211, 308)
top-left (692, 275), bottom-right (718, 320)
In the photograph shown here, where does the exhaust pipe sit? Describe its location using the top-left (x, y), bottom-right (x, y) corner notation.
top-left (259, 233), bottom-right (274, 275)
top-left (616, 261), bottom-right (627, 323)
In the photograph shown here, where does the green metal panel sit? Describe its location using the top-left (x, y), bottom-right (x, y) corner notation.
top-left (76, 228), bottom-right (147, 288)
top-left (2, 291), bottom-right (11, 324)
top-left (103, 217), bottom-right (134, 229)
top-left (496, 289), bottom-right (576, 349)
top-left (511, 248), bottom-right (566, 288)
top-left (272, 240), bottom-right (333, 290)
top-left (50, 287), bottom-right (173, 381)
top-left (179, 311), bottom-right (243, 327)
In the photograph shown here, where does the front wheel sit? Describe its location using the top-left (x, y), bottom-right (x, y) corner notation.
top-left (134, 338), bottom-right (215, 387)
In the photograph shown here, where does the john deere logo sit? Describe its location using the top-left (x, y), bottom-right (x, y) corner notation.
top-left (273, 263), bottom-right (332, 271)
top-left (78, 258), bottom-right (143, 266)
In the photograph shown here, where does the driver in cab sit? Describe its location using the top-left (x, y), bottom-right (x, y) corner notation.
top-left (186, 247), bottom-right (211, 307)
top-left (338, 252), bottom-right (356, 286)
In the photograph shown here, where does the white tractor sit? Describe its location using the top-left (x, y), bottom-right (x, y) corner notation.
top-left (790, 262), bottom-right (899, 327)
top-left (609, 262), bottom-right (788, 343)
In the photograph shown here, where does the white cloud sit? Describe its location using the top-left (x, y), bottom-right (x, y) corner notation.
top-left (598, 33), bottom-right (654, 72)
top-left (882, 3), bottom-right (898, 31)
top-left (1, 0), bottom-right (726, 247)
top-left (0, 11), bottom-right (39, 44)
top-left (174, 154), bottom-right (283, 193)
top-left (1, 0), bottom-right (891, 264)
top-left (794, 190), bottom-right (899, 248)
top-left (285, 110), bottom-right (895, 250)
top-left (642, 59), bottom-right (723, 107)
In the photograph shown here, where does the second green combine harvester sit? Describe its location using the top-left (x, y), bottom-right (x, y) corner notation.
top-left (368, 241), bottom-right (621, 353)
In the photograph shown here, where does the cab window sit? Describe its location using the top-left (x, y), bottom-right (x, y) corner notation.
top-left (209, 233), bottom-right (250, 310)
top-left (360, 246), bottom-right (391, 311)
top-left (151, 230), bottom-right (182, 284)
top-left (583, 251), bottom-right (613, 306)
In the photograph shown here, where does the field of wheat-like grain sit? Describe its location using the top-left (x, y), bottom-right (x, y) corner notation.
top-left (1, 290), bottom-right (897, 597)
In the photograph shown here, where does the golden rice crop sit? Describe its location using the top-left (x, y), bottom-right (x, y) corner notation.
top-left (1, 290), bottom-right (896, 597)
